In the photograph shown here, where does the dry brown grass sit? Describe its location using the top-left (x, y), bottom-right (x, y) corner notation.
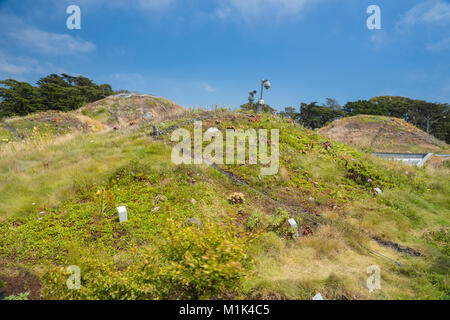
top-left (244, 224), bottom-right (423, 299)
top-left (319, 115), bottom-right (448, 153)
top-left (77, 95), bottom-right (185, 128)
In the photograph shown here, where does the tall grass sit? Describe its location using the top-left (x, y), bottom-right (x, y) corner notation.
top-left (0, 130), bottom-right (171, 218)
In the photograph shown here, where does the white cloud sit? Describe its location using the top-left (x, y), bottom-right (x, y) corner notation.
top-left (0, 55), bottom-right (30, 75)
top-left (392, 1), bottom-right (450, 54)
top-left (215, 0), bottom-right (316, 22)
top-left (49, 0), bottom-right (312, 24)
top-left (9, 28), bottom-right (95, 55)
top-left (0, 51), bottom-right (64, 80)
top-left (396, 0), bottom-right (450, 32)
top-left (0, 14), bottom-right (95, 56)
top-left (201, 82), bottom-right (216, 93)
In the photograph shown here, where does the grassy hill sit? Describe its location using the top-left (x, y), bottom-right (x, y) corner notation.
top-left (0, 111), bottom-right (104, 144)
top-left (0, 103), bottom-right (448, 300)
top-left (78, 94), bottom-right (184, 128)
top-left (319, 115), bottom-right (449, 153)
top-left (0, 94), bottom-right (184, 145)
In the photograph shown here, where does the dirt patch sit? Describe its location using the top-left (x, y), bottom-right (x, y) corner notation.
top-left (0, 265), bottom-right (42, 300)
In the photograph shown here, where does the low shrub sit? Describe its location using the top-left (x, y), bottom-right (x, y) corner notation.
top-left (42, 217), bottom-right (253, 300)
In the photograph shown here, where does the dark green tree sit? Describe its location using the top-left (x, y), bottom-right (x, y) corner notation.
top-left (370, 96), bottom-right (410, 118)
top-left (284, 106), bottom-right (298, 120)
top-left (298, 102), bottom-right (345, 129)
top-left (407, 100), bottom-right (448, 134)
top-left (0, 74), bottom-right (115, 118)
top-left (0, 79), bottom-right (43, 117)
top-left (343, 100), bottom-right (385, 115)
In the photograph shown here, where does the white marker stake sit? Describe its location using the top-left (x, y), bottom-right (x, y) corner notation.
top-left (374, 188), bottom-right (383, 195)
top-left (288, 218), bottom-right (297, 228)
top-left (117, 206), bottom-right (128, 223)
top-left (313, 293), bottom-right (323, 300)
top-left (288, 218), bottom-right (299, 238)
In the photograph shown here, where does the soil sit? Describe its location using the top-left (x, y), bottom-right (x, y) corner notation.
top-left (0, 265), bottom-right (42, 300)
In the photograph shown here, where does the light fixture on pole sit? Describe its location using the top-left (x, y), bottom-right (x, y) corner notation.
top-left (257, 79), bottom-right (271, 114)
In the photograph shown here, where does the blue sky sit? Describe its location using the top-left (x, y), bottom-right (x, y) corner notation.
top-left (0, 0), bottom-right (449, 109)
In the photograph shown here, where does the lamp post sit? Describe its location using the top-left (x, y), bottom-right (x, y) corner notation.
top-left (257, 79), bottom-right (271, 114)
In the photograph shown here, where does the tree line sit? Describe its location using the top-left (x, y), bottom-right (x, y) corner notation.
top-left (268, 97), bottom-right (449, 143)
top-left (0, 74), bottom-right (115, 118)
